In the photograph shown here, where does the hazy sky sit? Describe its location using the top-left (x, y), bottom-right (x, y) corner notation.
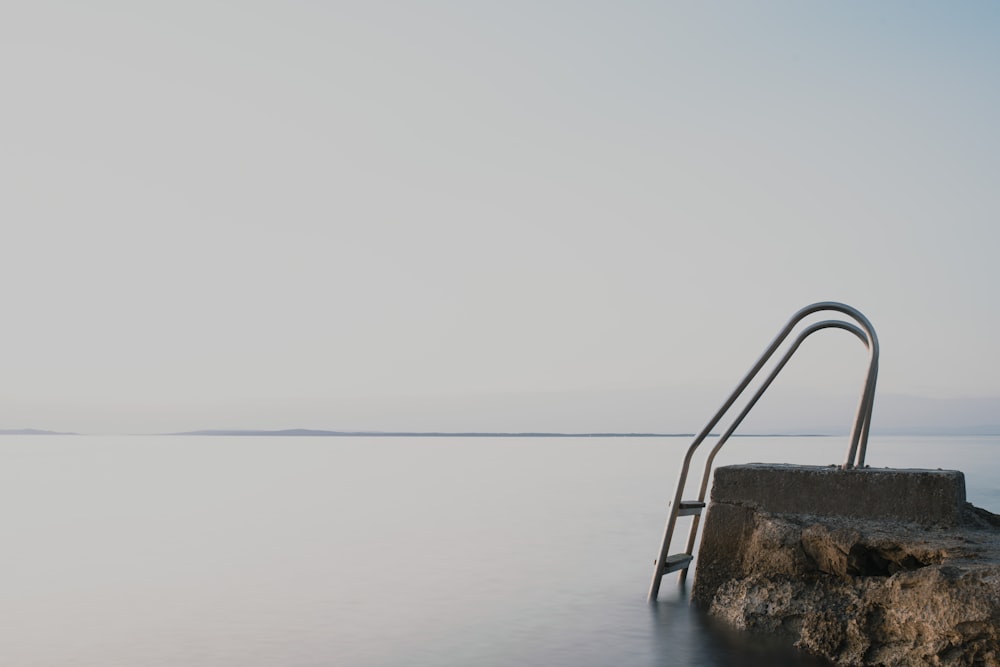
top-left (3, 2), bottom-right (999, 432)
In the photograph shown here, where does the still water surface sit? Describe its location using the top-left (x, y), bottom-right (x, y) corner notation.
top-left (0, 435), bottom-right (996, 666)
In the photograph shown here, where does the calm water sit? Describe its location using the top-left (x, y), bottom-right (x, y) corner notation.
top-left (0, 435), bottom-right (996, 666)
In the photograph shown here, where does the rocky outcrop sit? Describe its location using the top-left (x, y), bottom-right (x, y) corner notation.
top-left (692, 465), bottom-right (1000, 666)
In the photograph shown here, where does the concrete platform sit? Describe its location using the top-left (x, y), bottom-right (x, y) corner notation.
top-left (710, 463), bottom-right (967, 527)
top-left (692, 464), bottom-right (999, 665)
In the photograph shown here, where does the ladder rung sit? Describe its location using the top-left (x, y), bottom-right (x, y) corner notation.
top-left (676, 500), bottom-right (705, 516)
top-left (659, 553), bottom-right (694, 574)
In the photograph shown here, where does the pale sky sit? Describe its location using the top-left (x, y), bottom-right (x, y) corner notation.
top-left (2, 2), bottom-right (999, 432)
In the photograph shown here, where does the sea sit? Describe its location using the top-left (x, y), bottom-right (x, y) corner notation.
top-left (1, 434), bottom-right (996, 666)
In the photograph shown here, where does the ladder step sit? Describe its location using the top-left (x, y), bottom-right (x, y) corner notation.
top-left (659, 553), bottom-right (694, 574)
top-left (676, 500), bottom-right (706, 516)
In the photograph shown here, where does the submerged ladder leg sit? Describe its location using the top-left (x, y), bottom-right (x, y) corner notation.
top-left (648, 498), bottom-right (705, 600)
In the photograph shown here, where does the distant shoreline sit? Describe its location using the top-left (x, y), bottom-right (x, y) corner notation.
top-left (168, 429), bottom-right (834, 438)
top-left (3, 428), bottom-right (996, 437)
top-left (0, 428), bottom-right (833, 438)
top-left (169, 429), bottom-right (691, 437)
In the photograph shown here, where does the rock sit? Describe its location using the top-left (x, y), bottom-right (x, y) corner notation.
top-left (692, 465), bottom-right (1000, 666)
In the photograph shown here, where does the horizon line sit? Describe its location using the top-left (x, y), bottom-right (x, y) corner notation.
top-left (0, 427), bottom-right (837, 438)
top-left (6, 427), bottom-right (999, 438)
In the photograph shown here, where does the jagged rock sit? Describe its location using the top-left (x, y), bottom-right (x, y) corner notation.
top-left (692, 465), bottom-right (1000, 666)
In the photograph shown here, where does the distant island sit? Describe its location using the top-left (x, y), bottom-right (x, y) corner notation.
top-left (167, 429), bottom-right (692, 437)
top-left (0, 427), bottom-right (847, 438)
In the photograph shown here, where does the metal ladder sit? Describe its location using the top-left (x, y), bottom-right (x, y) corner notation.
top-left (647, 302), bottom-right (879, 601)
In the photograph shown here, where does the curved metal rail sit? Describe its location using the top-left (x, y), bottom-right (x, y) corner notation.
top-left (647, 302), bottom-right (879, 601)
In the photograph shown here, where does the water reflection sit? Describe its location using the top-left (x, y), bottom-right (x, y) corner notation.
top-left (649, 589), bottom-right (834, 666)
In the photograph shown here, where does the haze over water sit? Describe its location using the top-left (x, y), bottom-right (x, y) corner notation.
top-left (4, 3), bottom-right (1000, 436)
top-left (2, 434), bottom-right (995, 666)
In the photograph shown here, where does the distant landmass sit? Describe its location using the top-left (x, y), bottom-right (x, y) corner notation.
top-left (168, 428), bottom-right (691, 437)
top-left (870, 424), bottom-right (1000, 437)
top-left (3, 389), bottom-right (1000, 437)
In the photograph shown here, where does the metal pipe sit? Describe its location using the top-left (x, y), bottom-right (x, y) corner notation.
top-left (699, 320), bottom-right (869, 498)
top-left (676, 320), bottom-right (869, 583)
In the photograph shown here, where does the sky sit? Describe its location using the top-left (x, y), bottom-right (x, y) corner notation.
top-left (2, 2), bottom-right (999, 433)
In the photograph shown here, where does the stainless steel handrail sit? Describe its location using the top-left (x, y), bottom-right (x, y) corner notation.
top-left (676, 320), bottom-right (869, 581)
top-left (696, 320), bottom-right (870, 505)
top-left (647, 302), bottom-right (879, 601)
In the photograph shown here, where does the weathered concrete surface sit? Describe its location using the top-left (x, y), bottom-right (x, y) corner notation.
top-left (693, 464), bottom-right (1000, 666)
top-left (709, 464), bottom-right (968, 526)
